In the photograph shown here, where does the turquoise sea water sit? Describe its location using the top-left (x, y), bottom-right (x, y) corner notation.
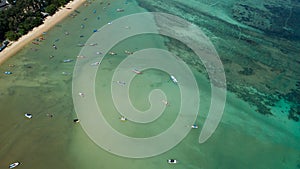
top-left (0, 0), bottom-right (300, 169)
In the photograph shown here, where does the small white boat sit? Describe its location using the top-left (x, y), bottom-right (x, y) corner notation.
top-left (90, 62), bottom-right (100, 66)
top-left (191, 124), bottom-right (198, 129)
top-left (109, 51), bottom-right (117, 55)
top-left (63, 59), bottom-right (73, 63)
top-left (116, 81), bottom-right (126, 86)
top-left (116, 8), bottom-right (124, 12)
top-left (170, 75), bottom-right (178, 83)
top-left (162, 99), bottom-right (168, 105)
top-left (73, 119), bottom-right (80, 123)
top-left (77, 55), bottom-right (86, 59)
top-left (9, 162), bottom-right (20, 168)
top-left (167, 159), bottom-right (178, 164)
top-left (132, 69), bottom-right (142, 74)
top-left (61, 72), bottom-right (71, 75)
top-left (124, 50), bottom-right (133, 55)
top-left (78, 92), bottom-right (85, 97)
top-left (120, 116), bottom-right (127, 121)
top-left (25, 113), bottom-right (32, 119)
top-left (89, 43), bottom-right (97, 46)
top-left (4, 71), bottom-right (12, 75)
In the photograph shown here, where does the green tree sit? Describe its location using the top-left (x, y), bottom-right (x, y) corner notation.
top-left (5, 31), bottom-right (19, 41)
top-left (45, 4), bottom-right (57, 15)
top-left (2, 0), bottom-right (71, 41)
top-left (0, 12), bottom-right (9, 41)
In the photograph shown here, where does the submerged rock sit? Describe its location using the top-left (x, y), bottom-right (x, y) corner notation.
top-left (238, 67), bottom-right (254, 75)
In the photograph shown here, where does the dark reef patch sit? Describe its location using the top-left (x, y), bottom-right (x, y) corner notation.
top-left (284, 88), bottom-right (300, 121)
top-left (238, 67), bottom-right (254, 76)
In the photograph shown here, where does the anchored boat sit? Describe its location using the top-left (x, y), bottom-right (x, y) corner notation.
top-left (170, 75), bottom-right (178, 83)
top-left (9, 162), bottom-right (20, 168)
top-left (132, 68), bottom-right (142, 74)
top-left (24, 113), bottom-right (32, 119)
top-left (191, 124), bottom-right (198, 129)
top-left (167, 159), bottom-right (178, 164)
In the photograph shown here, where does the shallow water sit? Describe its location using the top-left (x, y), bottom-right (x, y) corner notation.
top-left (0, 0), bottom-right (300, 169)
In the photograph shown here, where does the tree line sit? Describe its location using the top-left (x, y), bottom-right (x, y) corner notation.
top-left (0, 0), bottom-right (71, 41)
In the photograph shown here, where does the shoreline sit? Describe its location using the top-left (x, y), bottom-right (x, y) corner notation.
top-left (0, 0), bottom-right (86, 65)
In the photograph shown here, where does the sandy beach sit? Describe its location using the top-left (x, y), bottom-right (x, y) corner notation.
top-left (0, 0), bottom-right (86, 65)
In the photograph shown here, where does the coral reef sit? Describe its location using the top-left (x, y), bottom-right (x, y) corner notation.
top-left (136, 0), bottom-right (300, 121)
top-left (232, 0), bottom-right (300, 39)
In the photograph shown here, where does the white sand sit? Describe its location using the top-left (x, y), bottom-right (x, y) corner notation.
top-left (0, 0), bottom-right (86, 65)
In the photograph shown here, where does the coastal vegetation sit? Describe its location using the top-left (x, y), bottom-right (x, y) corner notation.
top-left (0, 0), bottom-right (71, 41)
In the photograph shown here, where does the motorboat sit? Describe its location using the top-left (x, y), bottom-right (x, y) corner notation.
top-left (4, 71), bottom-right (12, 75)
top-left (63, 59), bottom-right (73, 63)
top-left (78, 92), bottom-right (85, 97)
top-left (191, 124), bottom-right (198, 129)
top-left (25, 113), bottom-right (32, 119)
top-left (167, 159), bottom-right (178, 164)
top-left (162, 99), bottom-right (168, 105)
top-left (120, 116), bottom-right (127, 121)
top-left (89, 43), bottom-right (97, 46)
top-left (170, 75), bottom-right (178, 83)
top-left (116, 8), bottom-right (124, 12)
top-left (124, 50), bottom-right (133, 55)
top-left (109, 51), bottom-right (117, 55)
top-left (62, 72), bottom-right (71, 75)
top-left (132, 68), bottom-right (142, 74)
top-left (9, 162), bottom-right (20, 168)
top-left (73, 119), bottom-right (80, 123)
top-left (116, 81), bottom-right (126, 86)
top-left (77, 55), bottom-right (86, 59)
top-left (90, 62), bottom-right (100, 66)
